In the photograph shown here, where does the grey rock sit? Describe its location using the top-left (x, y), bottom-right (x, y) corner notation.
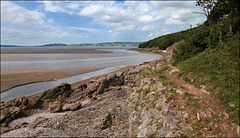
top-left (48, 101), bottom-right (63, 113)
top-left (40, 83), bottom-right (72, 100)
top-left (62, 101), bottom-right (82, 111)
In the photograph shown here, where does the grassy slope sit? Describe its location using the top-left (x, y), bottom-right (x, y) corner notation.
top-left (175, 35), bottom-right (239, 118)
top-left (138, 29), bottom-right (191, 50)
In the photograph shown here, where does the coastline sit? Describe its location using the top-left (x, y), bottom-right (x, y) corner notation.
top-left (1, 48), bottom-right (238, 137)
top-left (1, 48), bottom-right (112, 54)
top-left (1, 68), bottom-right (103, 93)
top-left (71, 48), bottom-right (166, 88)
top-left (32, 48), bottom-right (166, 99)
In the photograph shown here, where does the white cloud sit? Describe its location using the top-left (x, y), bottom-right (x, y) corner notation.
top-left (1, 1), bottom-right (207, 45)
top-left (47, 19), bottom-right (54, 23)
top-left (141, 25), bottom-right (156, 31)
top-left (1, 1), bottom-right (45, 25)
top-left (165, 18), bottom-right (184, 25)
top-left (147, 33), bottom-right (153, 38)
top-left (69, 27), bottom-right (98, 33)
top-left (42, 1), bottom-right (90, 14)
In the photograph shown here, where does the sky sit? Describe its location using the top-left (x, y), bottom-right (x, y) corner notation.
top-left (1, 1), bottom-right (206, 46)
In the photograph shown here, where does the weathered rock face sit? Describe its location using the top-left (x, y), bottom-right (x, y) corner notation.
top-left (0, 107), bottom-right (21, 127)
top-left (48, 101), bottom-right (63, 113)
top-left (127, 74), bottom-right (191, 137)
top-left (62, 101), bottom-right (82, 111)
top-left (1, 96), bottom-right (29, 110)
top-left (1, 63), bottom-right (191, 137)
top-left (40, 83), bottom-right (72, 100)
top-left (0, 96), bottom-right (31, 127)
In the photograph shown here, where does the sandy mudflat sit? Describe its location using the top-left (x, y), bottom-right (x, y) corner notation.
top-left (0, 68), bottom-right (103, 92)
top-left (1, 49), bottom-right (112, 54)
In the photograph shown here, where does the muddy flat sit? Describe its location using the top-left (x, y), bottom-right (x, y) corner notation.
top-left (1, 48), bottom-right (112, 54)
top-left (1, 68), bottom-right (103, 92)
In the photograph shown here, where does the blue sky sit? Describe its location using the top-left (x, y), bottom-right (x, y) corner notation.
top-left (1, 1), bottom-right (206, 46)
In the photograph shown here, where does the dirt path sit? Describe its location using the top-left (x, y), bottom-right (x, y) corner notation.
top-left (163, 65), bottom-right (239, 137)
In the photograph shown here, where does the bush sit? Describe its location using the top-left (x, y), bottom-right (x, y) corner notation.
top-left (173, 25), bottom-right (210, 64)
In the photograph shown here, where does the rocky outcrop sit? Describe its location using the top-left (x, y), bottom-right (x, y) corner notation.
top-left (127, 76), bottom-right (191, 137)
top-left (48, 101), bottom-right (63, 113)
top-left (62, 101), bottom-right (82, 111)
top-left (39, 83), bottom-right (72, 100)
top-left (1, 63), bottom-right (190, 137)
top-left (0, 107), bottom-right (21, 127)
top-left (165, 40), bottom-right (183, 62)
top-left (0, 96), bottom-right (30, 127)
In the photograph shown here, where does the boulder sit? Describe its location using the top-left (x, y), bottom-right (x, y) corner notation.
top-left (0, 107), bottom-right (21, 127)
top-left (49, 101), bottom-right (63, 113)
top-left (78, 83), bottom-right (87, 90)
top-left (1, 96), bottom-right (29, 110)
top-left (62, 101), bottom-right (82, 111)
top-left (40, 83), bottom-right (72, 100)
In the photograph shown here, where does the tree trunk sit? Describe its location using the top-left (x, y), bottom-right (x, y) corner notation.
top-left (219, 23), bottom-right (223, 44)
top-left (229, 15), bottom-right (233, 33)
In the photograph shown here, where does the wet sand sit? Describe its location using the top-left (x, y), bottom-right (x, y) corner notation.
top-left (0, 68), bottom-right (103, 92)
top-left (1, 49), bottom-right (112, 54)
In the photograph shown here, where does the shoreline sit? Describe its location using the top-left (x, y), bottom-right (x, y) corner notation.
top-left (1, 48), bottom-right (112, 54)
top-left (1, 68), bottom-right (103, 93)
top-left (0, 48), bottom-right (164, 100)
top-left (26, 48), bottom-right (165, 101)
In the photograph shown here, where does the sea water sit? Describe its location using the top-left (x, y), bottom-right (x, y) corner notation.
top-left (1, 47), bottom-right (162, 102)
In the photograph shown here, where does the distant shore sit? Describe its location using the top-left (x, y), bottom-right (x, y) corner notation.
top-left (1, 48), bottom-right (112, 54)
top-left (1, 68), bottom-right (103, 92)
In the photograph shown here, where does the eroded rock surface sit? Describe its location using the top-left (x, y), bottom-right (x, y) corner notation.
top-left (0, 64), bottom-right (195, 137)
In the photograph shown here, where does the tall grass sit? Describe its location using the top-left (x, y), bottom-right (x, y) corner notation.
top-left (176, 35), bottom-right (239, 118)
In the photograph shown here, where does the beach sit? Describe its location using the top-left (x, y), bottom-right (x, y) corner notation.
top-left (1, 68), bottom-right (103, 92)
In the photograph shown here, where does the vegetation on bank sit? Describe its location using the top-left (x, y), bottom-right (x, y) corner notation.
top-left (139, 0), bottom-right (240, 118)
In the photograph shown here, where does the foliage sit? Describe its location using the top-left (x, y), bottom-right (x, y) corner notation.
top-left (176, 34), bottom-right (239, 118)
top-left (194, 0), bottom-right (216, 22)
top-left (173, 25), bottom-right (210, 63)
top-left (139, 0), bottom-right (240, 119)
top-left (138, 30), bottom-right (189, 50)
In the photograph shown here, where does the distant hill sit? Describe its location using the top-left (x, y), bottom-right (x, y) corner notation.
top-left (1, 42), bottom-right (141, 47)
top-left (1, 45), bottom-right (23, 47)
top-left (69, 42), bottom-right (141, 46)
top-left (40, 43), bottom-right (68, 47)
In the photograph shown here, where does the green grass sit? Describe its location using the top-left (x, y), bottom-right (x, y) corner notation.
top-left (148, 132), bottom-right (156, 138)
top-left (176, 36), bottom-right (239, 118)
top-left (96, 107), bottom-right (100, 110)
top-left (142, 86), bottom-right (151, 96)
top-left (60, 127), bottom-right (65, 131)
top-left (188, 97), bottom-right (201, 108)
top-left (182, 76), bottom-right (191, 83)
top-left (157, 106), bottom-right (162, 111)
top-left (170, 89), bottom-right (179, 95)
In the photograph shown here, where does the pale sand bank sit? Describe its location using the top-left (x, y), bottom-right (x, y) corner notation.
top-left (1, 68), bottom-right (103, 92)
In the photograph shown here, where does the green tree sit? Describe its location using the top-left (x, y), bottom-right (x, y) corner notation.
top-left (193, 0), bottom-right (216, 24)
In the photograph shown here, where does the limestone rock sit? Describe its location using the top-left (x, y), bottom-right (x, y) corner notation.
top-left (40, 83), bottom-right (72, 100)
top-left (63, 101), bottom-right (82, 111)
top-left (14, 122), bottom-right (29, 129)
top-left (78, 83), bottom-right (87, 90)
top-left (1, 96), bottom-right (29, 110)
top-left (0, 107), bottom-right (21, 127)
top-left (49, 101), bottom-right (63, 113)
top-left (28, 117), bottom-right (48, 128)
